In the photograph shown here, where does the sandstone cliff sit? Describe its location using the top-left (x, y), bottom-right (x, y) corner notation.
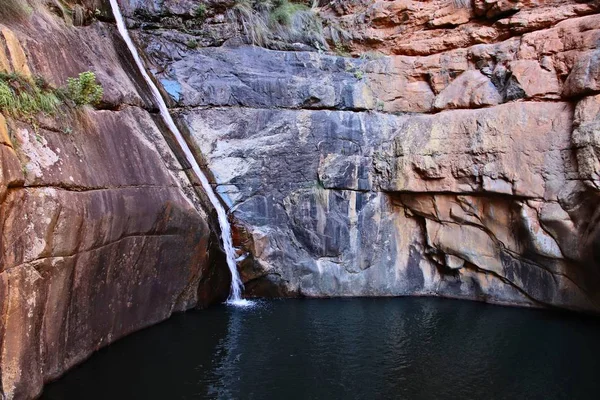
top-left (3, 0), bottom-right (600, 397)
top-left (124, 0), bottom-right (600, 311)
top-left (0, 3), bottom-right (228, 399)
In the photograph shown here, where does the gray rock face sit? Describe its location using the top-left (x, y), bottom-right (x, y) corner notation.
top-left (123, 1), bottom-right (600, 313)
top-left (133, 33), bottom-right (600, 312)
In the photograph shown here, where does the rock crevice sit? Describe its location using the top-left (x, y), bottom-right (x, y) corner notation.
top-left (0, 8), bottom-right (228, 399)
top-left (119, 0), bottom-right (600, 313)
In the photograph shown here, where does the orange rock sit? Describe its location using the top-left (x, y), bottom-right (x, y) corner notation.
top-left (0, 113), bottom-right (11, 147)
top-left (0, 27), bottom-right (31, 77)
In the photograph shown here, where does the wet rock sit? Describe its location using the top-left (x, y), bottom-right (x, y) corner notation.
top-left (174, 96), bottom-right (599, 311)
top-left (0, 12), bottom-right (226, 400)
top-left (139, 0), bottom-right (600, 315)
top-left (5, 1), bottom-right (600, 396)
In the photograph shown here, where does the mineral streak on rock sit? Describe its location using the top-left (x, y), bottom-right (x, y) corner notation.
top-left (123, 0), bottom-right (600, 313)
top-left (2, 0), bottom-right (600, 398)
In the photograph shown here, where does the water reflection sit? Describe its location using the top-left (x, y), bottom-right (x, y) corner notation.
top-left (43, 298), bottom-right (600, 400)
top-left (209, 304), bottom-right (256, 398)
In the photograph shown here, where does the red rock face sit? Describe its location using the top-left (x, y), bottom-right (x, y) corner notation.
top-left (0, 10), bottom-right (226, 400)
top-left (321, 0), bottom-right (600, 56)
top-left (331, 11), bottom-right (600, 114)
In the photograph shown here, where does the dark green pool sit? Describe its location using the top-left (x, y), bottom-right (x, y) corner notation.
top-left (42, 298), bottom-right (600, 400)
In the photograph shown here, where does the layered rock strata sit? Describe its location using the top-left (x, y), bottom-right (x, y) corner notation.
top-left (124, 0), bottom-right (600, 311)
top-left (0, 7), bottom-right (226, 399)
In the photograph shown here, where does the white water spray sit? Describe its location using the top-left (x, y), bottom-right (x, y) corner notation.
top-left (109, 0), bottom-right (251, 307)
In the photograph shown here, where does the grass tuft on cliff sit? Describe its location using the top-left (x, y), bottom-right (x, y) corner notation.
top-left (227, 0), bottom-right (326, 50)
top-left (0, 71), bottom-right (103, 118)
top-left (229, 0), bottom-right (271, 46)
top-left (0, 73), bottom-right (61, 117)
top-left (270, 1), bottom-right (307, 25)
top-left (452, 0), bottom-right (471, 8)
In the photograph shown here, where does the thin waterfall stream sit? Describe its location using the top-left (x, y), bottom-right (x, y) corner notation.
top-left (108, 0), bottom-right (251, 307)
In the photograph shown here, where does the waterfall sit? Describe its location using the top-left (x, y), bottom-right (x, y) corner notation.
top-left (109, 0), bottom-right (251, 307)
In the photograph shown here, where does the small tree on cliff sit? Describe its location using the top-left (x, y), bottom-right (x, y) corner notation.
top-left (65, 71), bottom-right (103, 106)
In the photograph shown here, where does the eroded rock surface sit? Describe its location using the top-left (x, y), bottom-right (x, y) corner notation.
top-left (122, 0), bottom-right (600, 313)
top-left (0, 8), bottom-right (227, 400)
top-left (1, 0), bottom-right (598, 396)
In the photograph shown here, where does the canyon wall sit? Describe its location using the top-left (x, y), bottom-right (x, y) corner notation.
top-left (0, 5), bottom-right (227, 399)
top-left (125, 0), bottom-right (600, 311)
top-left (2, 0), bottom-right (600, 397)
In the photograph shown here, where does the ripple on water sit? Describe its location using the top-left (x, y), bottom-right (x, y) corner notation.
top-left (225, 299), bottom-right (258, 308)
top-left (41, 298), bottom-right (600, 400)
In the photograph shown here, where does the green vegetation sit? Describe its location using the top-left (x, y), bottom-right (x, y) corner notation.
top-left (228, 0), bottom-right (326, 50)
top-left (194, 3), bottom-right (207, 20)
top-left (334, 42), bottom-right (351, 57)
top-left (65, 71), bottom-right (103, 107)
top-left (360, 51), bottom-right (385, 61)
top-left (269, 1), bottom-right (307, 25)
top-left (344, 64), bottom-right (364, 80)
top-left (229, 0), bottom-right (270, 46)
top-left (0, 73), bottom-right (61, 117)
top-left (0, 0), bottom-right (87, 25)
top-left (0, 71), bottom-right (103, 118)
top-left (186, 39), bottom-right (199, 49)
top-left (322, 20), bottom-right (352, 56)
top-left (46, 1), bottom-right (105, 27)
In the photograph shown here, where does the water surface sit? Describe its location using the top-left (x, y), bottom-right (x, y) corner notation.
top-left (43, 298), bottom-right (600, 400)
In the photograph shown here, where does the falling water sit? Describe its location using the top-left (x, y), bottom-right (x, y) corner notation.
top-left (109, 0), bottom-right (251, 307)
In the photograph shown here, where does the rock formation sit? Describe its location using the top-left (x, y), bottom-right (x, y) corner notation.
top-left (2, 0), bottom-right (600, 397)
top-left (0, 5), bottom-right (228, 399)
top-left (123, 0), bottom-right (600, 311)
